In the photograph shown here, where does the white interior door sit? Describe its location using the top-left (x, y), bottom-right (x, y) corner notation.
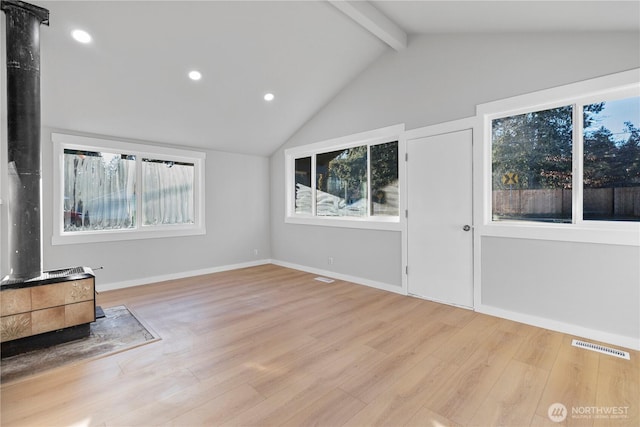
top-left (407, 129), bottom-right (473, 308)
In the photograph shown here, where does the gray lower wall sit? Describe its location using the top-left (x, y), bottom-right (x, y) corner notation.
top-left (482, 237), bottom-right (640, 339)
top-left (270, 31), bottom-right (640, 344)
top-left (1, 128), bottom-right (272, 289)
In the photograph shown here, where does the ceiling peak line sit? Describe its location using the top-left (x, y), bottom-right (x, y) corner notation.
top-left (328, 0), bottom-right (408, 51)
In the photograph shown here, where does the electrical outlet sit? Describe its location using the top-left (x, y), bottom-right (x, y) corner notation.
top-left (253, 249), bottom-right (259, 256)
top-left (328, 257), bottom-right (334, 265)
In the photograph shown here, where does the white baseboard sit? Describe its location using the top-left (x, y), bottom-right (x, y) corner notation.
top-left (476, 303), bottom-right (640, 352)
top-left (271, 259), bottom-right (405, 295)
top-left (97, 258), bottom-right (404, 296)
top-left (95, 259), bottom-right (272, 293)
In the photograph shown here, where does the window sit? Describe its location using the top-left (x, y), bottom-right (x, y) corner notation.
top-left (490, 96), bottom-right (639, 225)
top-left (316, 146), bottom-right (368, 217)
top-left (53, 133), bottom-right (205, 244)
top-left (492, 106), bottom-right (573, 223)
top-left (371, 141), bottom-right (399, 217)
top-left (141, 159), bottom-right (195, 226)
top-left (63, 149), bottom-right (137, 231)
top-left (479, 69), bottom-right (640, 246)
top-left (583, 97), bottom-right (640, 221)
top-left (294, 157), bottom-right (312, 214)
top-left (285, 124), bottom-right (403, 229)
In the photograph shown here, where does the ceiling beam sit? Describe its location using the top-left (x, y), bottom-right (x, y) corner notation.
top-left (329, 0), bottom-right (407, 51)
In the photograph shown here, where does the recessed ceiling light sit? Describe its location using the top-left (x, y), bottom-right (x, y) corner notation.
top-left (71, 29), bottom-right (92, 44)
top-left (188, 70), bottom-right (202, 81)
top-left (264, 93), bottom-right (275, 102)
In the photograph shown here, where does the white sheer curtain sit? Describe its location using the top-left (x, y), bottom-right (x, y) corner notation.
top-left (142, 160), bottom-right (195, 226)
top-left (63, 151), bottom-right (195, 231)
top-left (63, 151), bottom-right (136, 231)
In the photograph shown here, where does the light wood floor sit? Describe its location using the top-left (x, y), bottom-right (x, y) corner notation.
top-left (1, 264), bottom-right (638, 426)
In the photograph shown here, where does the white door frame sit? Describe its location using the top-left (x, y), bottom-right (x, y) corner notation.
top-left (401, 116), bottom-right (481, 307)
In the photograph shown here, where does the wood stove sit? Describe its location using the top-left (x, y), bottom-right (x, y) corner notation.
top-left (1, 267), bottom-right (96, 357)
top-left (1, 1), bottom-right (96, 357)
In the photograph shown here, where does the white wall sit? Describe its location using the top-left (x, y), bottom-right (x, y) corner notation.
top-left (0, 128), bottom-right (272, 291)
top-left (270, 31), bottom-right (640, 348)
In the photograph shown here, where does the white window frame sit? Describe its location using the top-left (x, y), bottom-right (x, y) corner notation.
top-left (476, 69), bottom-right (640, 246)
top-left (285, 124), bottom-right (405, 231)
top-left (52, 133), bottom-right (206, 245)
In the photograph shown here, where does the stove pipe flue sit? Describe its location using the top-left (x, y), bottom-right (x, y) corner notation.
top-left (1, 0), bottom-right (49, 280)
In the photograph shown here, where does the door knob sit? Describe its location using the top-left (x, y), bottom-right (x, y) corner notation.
top-left (463, 225), bottom-right (471, 231)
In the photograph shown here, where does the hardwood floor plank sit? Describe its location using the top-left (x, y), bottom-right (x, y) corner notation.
top-left (341, 355), bottom-right (450, 426)
top-left (428, 303), bottom-right (477, 328)
top-left (279, 388), bottom-right (365, 427)
top-left (512, 325), bottom-right (564, 371)
top-left (594, 350), bottom-right (639, 426)
top-left (425, 328), bottom-right (524, 425)
top-left (107, 365), bottom-right (267, 426)
top-left (247, 341), bottom-right (373, 399)
top-left (535, 336), bottom-right (601, 427)
top-left (469, 359), bottom-right (549, 426)
top-left (365, 319), bottom-right (457, 356)
top-left (167, 383), bottom-right (265, 426)
top-left (78, 367), bottom-right (199, 426)
top-left (430, 313), bottom-right (501, 366)
top-left (0, 358), bottom-right (124, 426)
top-left (403, 405), bottom-right (461, 427)
top-left (223, 374), bottom-right (332, 426)
top-left (338, 347), bottom-right (440, 404)
top-left (186, 321), bottom-right (318, 382)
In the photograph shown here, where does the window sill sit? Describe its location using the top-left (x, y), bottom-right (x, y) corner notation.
top-left (285, 215), bottom-right (401, 231)
top-left (478, 221), bottom-right (640, 246)
top-left (52, 225), bottom-right (206, 245)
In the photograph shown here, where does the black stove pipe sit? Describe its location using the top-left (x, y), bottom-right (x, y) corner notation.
top-left (1, 0), bottom-right (49, 280)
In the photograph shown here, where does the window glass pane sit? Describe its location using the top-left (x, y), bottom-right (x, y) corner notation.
top-left (63, 149), bottom-right (136, 231)
top-left (492, 106), bottom-right (573, 222)
top-left (316, 146), bottom-right (367, 217)
top-left (294, 157), bottom-right (312, 214)
top-left (371, 141), bottom-right (399, 216)
top-left (583, 96), bottom-right (640, 221)
top-left (142, 159), bottom-right (195, 226)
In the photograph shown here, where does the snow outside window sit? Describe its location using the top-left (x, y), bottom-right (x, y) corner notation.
top-left (286, 124), bottom-right (404, 230)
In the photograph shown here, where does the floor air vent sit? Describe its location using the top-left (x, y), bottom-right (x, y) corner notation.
top-left (314, 277), bottom-right (335, 283)
top-left (571, 339), bottom-right (630, 360)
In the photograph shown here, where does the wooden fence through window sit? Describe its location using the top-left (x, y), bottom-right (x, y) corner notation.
top-left (493, 187), bottom-right (640, 220)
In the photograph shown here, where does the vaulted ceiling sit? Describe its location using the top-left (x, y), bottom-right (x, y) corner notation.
top-left (7, 1), bottom-right (640, 156)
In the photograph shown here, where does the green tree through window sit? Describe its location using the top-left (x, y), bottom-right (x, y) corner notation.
top-left (584, 97), bottom-right (640, 221)
top-left (492, 106), bottom-right (573, 222)
top-left (492, 96), bottom-right (640, 222)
